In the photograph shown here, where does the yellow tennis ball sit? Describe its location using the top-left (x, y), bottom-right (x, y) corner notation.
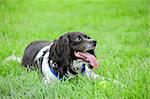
top-left (98, 80), bottom-right (111, 89)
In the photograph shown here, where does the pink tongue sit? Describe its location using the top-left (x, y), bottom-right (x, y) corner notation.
top-left (74, 52), bottom-right (99, 68)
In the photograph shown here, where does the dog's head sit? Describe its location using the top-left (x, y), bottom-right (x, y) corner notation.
top-left (67, 32), bottom-right (96, 54)
top-left (49, 32), bottom-right (98, 73)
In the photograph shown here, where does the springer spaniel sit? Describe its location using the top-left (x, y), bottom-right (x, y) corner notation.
top-left (22, 32), bottom-right (101, 84)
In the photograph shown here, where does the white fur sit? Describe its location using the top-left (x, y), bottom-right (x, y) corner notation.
top-left (34, 43), bottom-right (53, 61)
top-left (41, 51), bottom-right (58, 84)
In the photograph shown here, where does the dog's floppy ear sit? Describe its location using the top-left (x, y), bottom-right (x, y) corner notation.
top-left (57, 36), bottom-right (71, 70)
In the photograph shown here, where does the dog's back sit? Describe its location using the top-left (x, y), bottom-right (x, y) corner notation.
top-left (22, 41), bottom-right (51, 67)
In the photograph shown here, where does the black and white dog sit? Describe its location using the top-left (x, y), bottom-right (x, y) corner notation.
top-left (22, 32), bottom-right (100, 84)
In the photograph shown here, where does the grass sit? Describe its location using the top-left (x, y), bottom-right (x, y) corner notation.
top-left (0, 0), bottom-right (149, 98)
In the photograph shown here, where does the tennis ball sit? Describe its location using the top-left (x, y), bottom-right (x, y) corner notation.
top-left (98, 80), bottom-right (111, 89)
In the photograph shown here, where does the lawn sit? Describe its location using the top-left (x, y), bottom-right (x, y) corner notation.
top-left (0, 0), bottom-right (149, 98)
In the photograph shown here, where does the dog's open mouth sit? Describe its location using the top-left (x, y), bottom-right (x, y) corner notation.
top-left (74, 51), bottom-right (99, 68)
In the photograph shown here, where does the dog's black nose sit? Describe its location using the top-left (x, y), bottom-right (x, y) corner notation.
top-left (92, 40), bottom-right (97, 46)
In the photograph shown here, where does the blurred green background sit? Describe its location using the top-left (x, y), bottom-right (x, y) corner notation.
top-left (0, 0), bottom-right (149, 98)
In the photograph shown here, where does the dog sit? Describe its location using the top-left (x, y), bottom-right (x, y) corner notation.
top-left (22, 32), bottom-right (101, 84)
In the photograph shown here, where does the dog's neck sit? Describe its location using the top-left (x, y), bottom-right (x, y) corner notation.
top-left (48, 59), bottom-right (79, 79)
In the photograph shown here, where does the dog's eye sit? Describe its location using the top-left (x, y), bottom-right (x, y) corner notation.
top-left (74, 37), bottom-right (82, 42)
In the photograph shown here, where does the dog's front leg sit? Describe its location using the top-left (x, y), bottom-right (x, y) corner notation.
top-left (84, 66), bottom-right (124, 87)
top-left (84, 66), bottom-right (104, 80)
